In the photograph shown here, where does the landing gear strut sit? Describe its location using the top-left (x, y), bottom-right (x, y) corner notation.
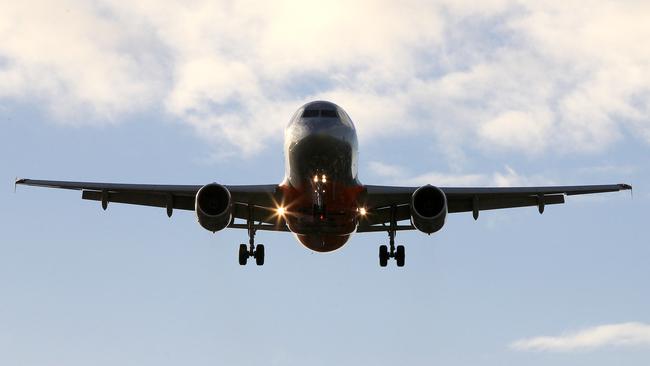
top-left (379, 205), bottom-right (405, 267)
top-left (239, 205), bottom-right (264, 266)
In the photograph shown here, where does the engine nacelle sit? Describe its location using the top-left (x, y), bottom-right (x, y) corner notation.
top-left (195, 183), bottom-right (232, 232)
top-left (410, 185), bottom-right (448, 234)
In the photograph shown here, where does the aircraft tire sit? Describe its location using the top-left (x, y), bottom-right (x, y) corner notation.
top-left (255, 244), bottom-right (265, 266)
top-left (379, 245), bottom-right (388, 267)
top-left (238, 244), bottom-right (248, 265)
top-left (396, 245), bottom-right (405, 267)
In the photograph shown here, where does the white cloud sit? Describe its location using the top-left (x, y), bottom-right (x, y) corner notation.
top-left (0, 1), bottom-right (166, 121)
top-left (368, 160), bottom-right (484, 186)
top-left (577, 164), bottom-right (638, 176)
top-left (368, 161), bottom-right (405, 179)
top-left (511, 322), bottom-right (650, 352)
top-left (491, 165), bottom-right (554, 187)
top-left (1, 0), bottom-right (649, 157)
top-left (404, 171), bottom-right (486, 187)
top-left (369, 162), bottom-right (550, 187)
top-left (480, 110), bottom-right (552, 153)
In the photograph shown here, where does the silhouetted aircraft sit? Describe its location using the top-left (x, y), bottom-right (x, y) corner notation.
top-left (17, 101), bottom-right (632, 267)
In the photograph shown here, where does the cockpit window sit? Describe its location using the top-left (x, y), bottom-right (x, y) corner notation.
top-left (302, 109), bottom-right (320, 118)
top-left (320, 109), bottom-right (338, 118)
top-left (339, 109), bottom-right (353, 126)
top-left (301, 109), bottom-right (339, 118)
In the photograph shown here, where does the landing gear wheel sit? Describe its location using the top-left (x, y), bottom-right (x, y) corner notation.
top-left (238, 244), bottom-right (248, 266)
top-left (255, 244), bottom-right (265, 266)
top-left (379, 245), bottom-right (388, 267)
top-left (395, 245), bottom-right (405, 267)
top-left (379, 205), bottom-right (406, 267)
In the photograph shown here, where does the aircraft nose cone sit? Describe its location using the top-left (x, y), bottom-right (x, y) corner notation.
top-left (285, 118), bottom-right (358, 187)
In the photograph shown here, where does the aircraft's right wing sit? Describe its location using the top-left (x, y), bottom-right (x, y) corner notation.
top-left (15, 178), bottom-right (288, 231)
top-left (358, 183), bottom-right (632, 231)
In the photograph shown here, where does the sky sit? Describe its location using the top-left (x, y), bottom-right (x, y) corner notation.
top-left (1, 1), bottom-right (649, 365)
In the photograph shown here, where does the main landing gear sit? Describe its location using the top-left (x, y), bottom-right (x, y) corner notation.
top-left (239, 205), bottom-right (265, 266)
top-left (379, 205), bottom-right (405, 267)
top-left (379, 231), bottom-right (405, 267)
top-left (239, 227), bottom-right (264, 266)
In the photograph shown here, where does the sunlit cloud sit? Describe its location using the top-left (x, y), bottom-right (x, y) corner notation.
top-left (1, 0), bottom-right (649, 157)
top-left (367, 161), bottom-right (406, 179)
top-left (510, 322), bottom-right (650, 352)
top-left (369, 161), bottom-right (551, 187)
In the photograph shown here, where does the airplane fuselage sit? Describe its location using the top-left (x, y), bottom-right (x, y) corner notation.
top-left (280, 101), bottom-right (363, 252)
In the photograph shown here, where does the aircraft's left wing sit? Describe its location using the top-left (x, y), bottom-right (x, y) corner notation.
top-left (358, 183), bottom-right (632, 232)
top-left (15, 179), bottom-right (287, 231)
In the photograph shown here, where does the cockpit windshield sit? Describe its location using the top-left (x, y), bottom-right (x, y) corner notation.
top-left (320, 109), bottom-right (338, 118)
top-left (302, 109), bottom-right (339, 119)
top-left (302, 109), bottom-right (320, 118)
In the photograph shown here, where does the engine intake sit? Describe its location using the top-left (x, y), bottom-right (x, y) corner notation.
top-left (410, 185), bottom-right (447, 234)
top-left (195, 183), bottom-right (232, 232)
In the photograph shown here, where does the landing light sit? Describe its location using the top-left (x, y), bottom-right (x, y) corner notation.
top-left (322, 174), bottom-right (327, 183)
top-left (359, 207), bottom-right (367, 216)
top-left (277, 206), bottom-right (286, 216)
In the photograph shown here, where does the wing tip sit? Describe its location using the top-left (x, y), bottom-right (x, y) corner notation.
top-left (619, 183), bottom-right (632, 190)
top-left (14, 177), bottom-right (26, 193)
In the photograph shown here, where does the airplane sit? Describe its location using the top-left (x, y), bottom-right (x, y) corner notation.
top-left (16, 100), bottom-right (632, 267)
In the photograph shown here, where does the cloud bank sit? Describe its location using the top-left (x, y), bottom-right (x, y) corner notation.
top-left (511, 322), bottom-right (650, 352)
top-left (1, 0), bottom-right (649, 157)
top-left (369, 161), bottom-right (551, 187)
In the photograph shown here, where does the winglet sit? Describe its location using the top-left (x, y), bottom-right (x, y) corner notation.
top-left (625, 184), bottom-right (633, 199)
top-left (618, 183), bottom-right (634, 199)
top-left (14, 177), bottom-right (22, 193)
top-left (619, 183), bottom-right (633, 199)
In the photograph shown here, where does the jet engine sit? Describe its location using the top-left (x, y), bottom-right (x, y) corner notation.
top-left (195, 183), bottom-right (232, 232)
top-left (410, 185), bottom-right (447, 234)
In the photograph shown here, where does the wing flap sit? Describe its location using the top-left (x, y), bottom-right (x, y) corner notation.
top-left (448, 194), bottom-right (565, 213)
top-left (228, 222), bottom-right (290, 232)
top-left (226, 184), bottom-right (280, 208)
top-left (82, 190), bottom-right (195, 211)
top-left (443, 184), bottom-right (631, 197)
top-left (16, 179), bottom-right (201, 195)
top-left (357, 224), bottom-right (414, 233)
top-left (361, 204), bottom-right (411, 226)
top-left (231, 202), bottom-right (283, 225)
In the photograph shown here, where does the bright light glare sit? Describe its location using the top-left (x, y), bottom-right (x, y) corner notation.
top-left (359, 207), bottom-right (367, 216)
top-left (277, 206), bottom-right (286, 216)
top-left (313, 175), bottom-right (319, 182)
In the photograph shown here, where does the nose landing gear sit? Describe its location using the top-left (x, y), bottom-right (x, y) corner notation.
top-left (311, 172), bottom-right (327, 221)
top-left (379, 205), bottom-right (405, 267)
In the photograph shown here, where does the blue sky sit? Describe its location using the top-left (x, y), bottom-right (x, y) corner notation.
top-left (1, 1), bottom-right (649, 365)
